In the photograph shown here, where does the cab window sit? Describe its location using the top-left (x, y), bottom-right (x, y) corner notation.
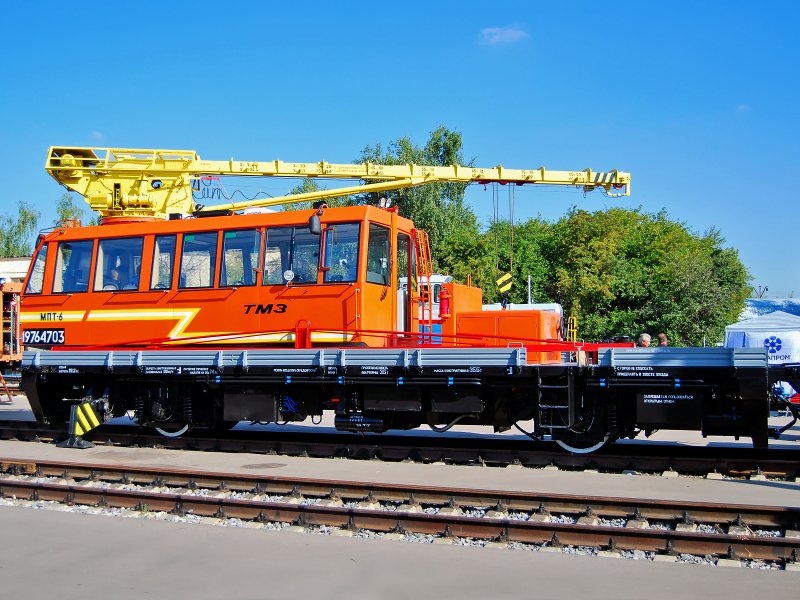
top-left (179, 232), bottom-right (218, 289)
top-left (397, 233), bottom-right (412, 332)
top-left (53, 240), bottom-right (94, 293)
top-left (93, 237), bottom-right (144, 291)
top-left (323, 223), bottom-right (360, 283)
top-left (366, 224), bottom-right (390, 285)
top-left (263, 227), bottom-right (319, 285)
top-left (25, 243), bottom-right (48, 294)
top-left (397, 233), bottom-right (410, 285)
top-left (151, 235), bottom-right (177, 290)
top-left (221, 229), bottom-right (260, 287)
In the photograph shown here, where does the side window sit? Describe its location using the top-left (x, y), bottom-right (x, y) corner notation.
top-left (94, 237), bottom-right (144, 291)
top-left (397, 233), bottom-right (410, 288)
top-left (151, 235), bottom-right (177, 290)
top-left (179, 232), bottom-right (218, 289)
top-left (221, 229), bottom-right (259, 287)
top-left (323, 223), bottom-right (360, 283)
top-left (397, 233), bottom-right (412, 333)
top-left (366, 224), bottom-right (390, 285)
top-left (53, 240), bottom-right (94, 293)
top-left (263, 227), bottom-right (320, 285)
top-left (25, 243), bottom-right (48, 294)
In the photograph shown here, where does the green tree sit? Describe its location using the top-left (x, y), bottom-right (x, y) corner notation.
top-left (481, 217), bottom-right (554, 305)
top-left (538, 207), bottom-right (750, 345)
top-left (55, 192), bottom-right (99, 226)
top-left (436, 221), bottom-right (496, 294)
top-left (644, 227), bottom-right (749, 346)
top-left (281, 178), bottom-right (352, 211)
top-left (55, 192), bottom-right (83, 224)
top-left (0, 201), bottom-right (39, 257)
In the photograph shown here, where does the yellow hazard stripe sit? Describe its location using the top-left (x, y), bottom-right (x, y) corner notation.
top-left (72, 402), bottom-right (100, 438)
top-left (76, 406), bottom-right (92, 432)
top-left (496, 272), bottom-right (512, 293)
top-left (80, 403), bottom-right (101, 428)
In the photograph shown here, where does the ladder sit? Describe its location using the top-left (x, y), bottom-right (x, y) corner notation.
top-left (413, 229), bottom-right (434, 343)
top-left (537, 369), bottom-right (576, 430)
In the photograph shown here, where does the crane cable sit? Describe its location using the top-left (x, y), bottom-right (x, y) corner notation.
top-left (509, 183), bottom-right (515, 277)
top-left (492, 182), bottom-right (499, 273)
top-left (490, 182), bottom-right (515, 280)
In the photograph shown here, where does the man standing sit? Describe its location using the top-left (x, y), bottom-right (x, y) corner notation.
top-left (638, 333), bottom-right (651, 347)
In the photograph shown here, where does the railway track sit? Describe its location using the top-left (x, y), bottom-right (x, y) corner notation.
top-left (0, 457), bottom-right (798, 567)
top-left (1, 420), bottom-right (798, 480)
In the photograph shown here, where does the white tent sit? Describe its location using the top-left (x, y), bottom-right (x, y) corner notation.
top-left (724, 310), bottom-right (800, 364)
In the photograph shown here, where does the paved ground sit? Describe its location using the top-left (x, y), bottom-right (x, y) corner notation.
top-left (1, 505), bottom-right (796, 600)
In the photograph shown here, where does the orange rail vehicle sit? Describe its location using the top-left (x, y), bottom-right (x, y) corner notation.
top-left (23, 147), bottom-right (790, 455)
top-left (20, 147), bottom-right (800, 452)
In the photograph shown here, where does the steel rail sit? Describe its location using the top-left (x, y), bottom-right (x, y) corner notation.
top-left (1, 456), bottom-right (798, 522)
top-left (0, 467), bottom-right (797, 562)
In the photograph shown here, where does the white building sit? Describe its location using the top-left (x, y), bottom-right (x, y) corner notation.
top-left (0, 257), bottom-right (31, 284)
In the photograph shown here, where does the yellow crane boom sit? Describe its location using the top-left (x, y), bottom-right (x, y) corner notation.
top-left (46, 146), bottom-right (631, 221)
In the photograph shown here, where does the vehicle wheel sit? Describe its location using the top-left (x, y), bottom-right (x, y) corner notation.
top-left (553, 434), bottom-right (611, 454)
top-left (154, 423), bottom-right (192, 437)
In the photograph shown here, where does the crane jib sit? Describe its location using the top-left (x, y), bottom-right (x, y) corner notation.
top-left (45, 146), bottom-right (631, 221)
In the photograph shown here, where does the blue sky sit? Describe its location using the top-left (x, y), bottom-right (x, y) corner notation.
top-left (1, 1), bottom-right (797, 296)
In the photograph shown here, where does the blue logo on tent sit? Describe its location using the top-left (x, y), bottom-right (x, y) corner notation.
top-left (764, 336), bottom-right (782, 353)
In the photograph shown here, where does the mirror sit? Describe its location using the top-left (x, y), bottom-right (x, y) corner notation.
top-left (308, 214), bottom-right (322, 235)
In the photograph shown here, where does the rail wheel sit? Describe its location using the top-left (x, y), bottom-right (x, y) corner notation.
top-left (553, 434), bottom-right (611, 454)
top-left (154, 423), bottom-right (192, 438)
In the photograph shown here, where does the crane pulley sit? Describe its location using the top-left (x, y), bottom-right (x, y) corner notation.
top-left (46, 146), bottom-right (631, 221)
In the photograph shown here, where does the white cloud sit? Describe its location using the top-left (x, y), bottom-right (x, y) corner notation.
top-left (480, 26), bottom-right (528, 46)
top-left (735, 104), bottom-right (752, 112)
top-left (91, 130), bottom-right (105, 141)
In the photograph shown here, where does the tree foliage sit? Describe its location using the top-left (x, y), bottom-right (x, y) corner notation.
top-left (282, 178), bottom-right (323, 212)
top-left (55, 192), bottom-right (99, 226)
top-left (487, 207), bottom-right (749, 346)
top-left (55, 193), bottom-right (84, 225)
top-left (0, 201), bottom-right (39, 257)
top-left (283, 178), bottom-right (353, 211)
